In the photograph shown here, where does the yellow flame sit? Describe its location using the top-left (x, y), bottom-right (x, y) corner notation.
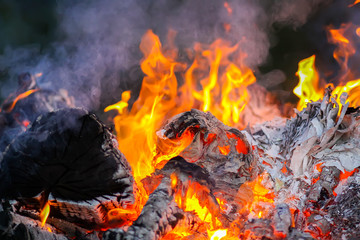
top-left (105, 30), bottom-right (257, 213)
top-left (293, 55), bottom-right (323, 110)
top-left (294, 24), bottom-right (360, 111)
top-left (209, 229), bottom-right (227, 240)
top-left (40, 202), bottom-right (50, 227)
top-left (105, 91), bottom-right (131, 114)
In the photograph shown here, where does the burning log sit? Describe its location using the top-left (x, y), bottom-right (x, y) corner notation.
top-left (104, 156), bottom-right (216, 240)
top-left (0, 201), bottom-right (80, 240)
top-left (0, 108), bottom-right (134, 230)
top-left (157, 109), bottom-right (258, 192)
top-left (103, 177), bottom-right (183, 240)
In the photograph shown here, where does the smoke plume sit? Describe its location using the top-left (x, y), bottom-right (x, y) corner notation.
top-left (0, 0), bottom-right (333, 111)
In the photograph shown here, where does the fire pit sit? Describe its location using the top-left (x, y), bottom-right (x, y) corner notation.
top-left (1, 1), bottom-right (360, 240)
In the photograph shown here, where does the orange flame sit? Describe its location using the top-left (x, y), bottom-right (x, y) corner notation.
top-left (237, 173), bottom-right (274, 219)
top-left (224, 2), bottom-right (232, 15)
top-left (104, 91), bottom-right (131, 114)
top-left (3, 89), bottom-right (39, 113)
top-left (294, 24), bottom-right (360, 111)
top-left (327, 24), bottom-right (356, 84)
top-left (348, 0), bottom-right (360, 7)
top-left (40, 202), bottom-right (50, 227)
top-left (105, 30), bottom-right (256, 214)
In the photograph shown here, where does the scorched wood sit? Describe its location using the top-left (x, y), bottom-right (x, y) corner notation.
top-left (104, 156), bottom-right (214, 240)
top-left (158, 109), bottom-right (258, 191)
top-left (0, 108), bottom-right (134, 206)
top-left (103, 177), bottom-right (183, 240)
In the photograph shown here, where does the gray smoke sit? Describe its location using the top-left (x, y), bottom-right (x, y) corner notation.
top-left (0, 0), bottom-right (332, 111)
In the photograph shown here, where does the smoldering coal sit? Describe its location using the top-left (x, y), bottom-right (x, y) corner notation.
top-left (0, 0), bottom-right (333, 112)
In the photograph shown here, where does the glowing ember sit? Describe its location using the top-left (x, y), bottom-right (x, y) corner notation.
top-left (40, 202), bottom-right (50, 227)
top-left (339, 168), bottom-right (358, 181)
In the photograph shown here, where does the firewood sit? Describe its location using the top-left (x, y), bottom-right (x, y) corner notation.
top-left (0, 108), bottom-right (134, 206)
top-left (157, 109), bottom-right (258, 192)
top-left (103, 156), bottom-right (215, 240)
top-left (103, 177), bottom-right (184, 240)
top-left (0, 201), bottom-right (73, 240)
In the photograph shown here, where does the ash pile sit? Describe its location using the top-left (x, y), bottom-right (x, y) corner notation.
top-left (1, 76), bottom-right (360, 240)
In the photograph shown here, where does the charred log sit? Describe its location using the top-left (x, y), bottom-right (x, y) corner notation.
top-left (0, 108), bottom-right (134, 205)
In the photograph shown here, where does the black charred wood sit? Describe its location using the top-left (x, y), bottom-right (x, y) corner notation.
top-left (0, 108), bottom-right (134, 203)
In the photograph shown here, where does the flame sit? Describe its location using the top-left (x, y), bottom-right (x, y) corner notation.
top-left (3, 89), bottom-right (39, 113)
top-left (173, 179), bottom-right (221, 228)
top-left (105, 91), bottom-right (131, 114)
top-left (105, 30), bottom-right (184, 203)
top-left (105, 30), bottom-right (256, 214)
top-left (293, 55), bottom-right (323, 110)
top-left (349, 0), bottom-right (360, 7)
top-left (34, 72), bottom-right (43, 78)
top-left (40, 202), bottom-right (50, 227)
top-left (327, 24), bottom-right (356, 84)
top-left (356, 27), bottom-right (360, 37)
top-left (294, 24), bottom-right (360, 110)
top-left (238, 173), bottom-right (274, 219)
top-left (209, 229), bottom-right (227, 240)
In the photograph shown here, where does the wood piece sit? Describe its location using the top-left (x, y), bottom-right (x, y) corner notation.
top-left (157, 109), bottom-right (258, 192)
top-left (0, 201), bottom-right (71, 240)
top-left (0, 108), bottom-right (134, 205)
top-left (142, 156), bottom-right (221, 223)
top-left (273, 203), bottom-right (291, 238)
top-left (103, 177), bottom-right (184, 240)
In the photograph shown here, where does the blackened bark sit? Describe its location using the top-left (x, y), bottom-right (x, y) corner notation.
top-left (0, 108), bottom-right (134, 204)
